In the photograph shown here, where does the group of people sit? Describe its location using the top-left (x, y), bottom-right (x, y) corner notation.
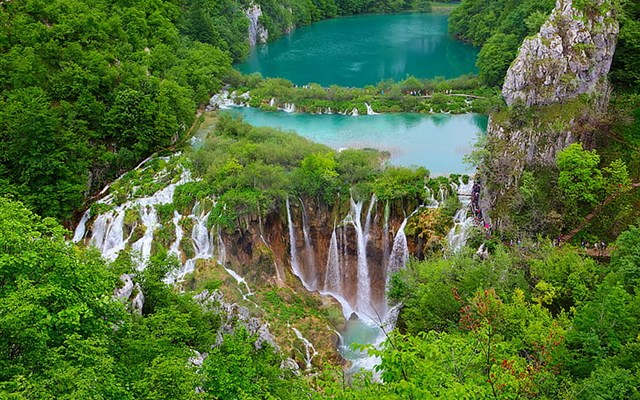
top-left (470, 182), bottom-right (483, 224)
top-left (469, 181), bottom-right (492, 235)
top-left (582, 240), bottom-right (608, 256)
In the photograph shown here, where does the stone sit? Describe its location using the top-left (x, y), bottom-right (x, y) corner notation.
top-left (194, 290), bottom-right (279, 351)
top-left (246, 4), bottom-right (269, 47)
top-left (114, 274), bottom-right (144, 314)
top-left (503, 0), bottom-right (618, 106)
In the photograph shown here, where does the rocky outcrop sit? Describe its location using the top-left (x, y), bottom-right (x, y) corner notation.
top-left (503, 0), bottom-right (618, 106)
top-left (480, 0), bottom-right (619, 232)
top-left (246, 4), bottom-right (269, 46)
top-left (114, 274), bottom-right (144, 314)
top-left (194, 289), bottom-right (278, 350)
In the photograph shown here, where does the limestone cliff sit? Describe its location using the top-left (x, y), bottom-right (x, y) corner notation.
top-left (503, 0), bottom-right (618, 106)
top-left (482, 0), bottom-right (619, 232)
top-left (246, 4), bottom-right (269, 46)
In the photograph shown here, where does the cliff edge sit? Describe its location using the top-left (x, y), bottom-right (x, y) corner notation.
top-left (503, 0), bottom-right (618, 106)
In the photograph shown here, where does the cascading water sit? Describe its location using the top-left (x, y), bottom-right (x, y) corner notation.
top-left (77, 166), bottom-right (192, 265)
top-left (281, 103), bottom-right (296, 113)
top-left (424, 186), bottom-right (439, 208)
top-left (130, 204), bottom-right (160, 265)
top-left (446, 179), bottom-right (475, 252)
top-left (72, 210), bottom-right (90, 243)
top-left (387, 218), bottom-right (409, 285)
top-left (89, 205), bottom-right (129, 262)
top-left (299, 199), bottom-right (317, 290)
top-left (346, 196), bottom-right (374, 317)
top-left (382, 201), bottom-right (390, 268)
top-left (365, 102), bottom-right (378, 115)
top-left (179, 202), bottom-right (213, 279)
top-left (323, 228), bottom-right (341, 294)
top-left (286, 198), bottom-right (311, 291)
top-left (291, 327), bottom-right (318, 370)
top-left (169, 211), bottom-right (183, 257)
top-left (439, 186), bottom-right (446, 203)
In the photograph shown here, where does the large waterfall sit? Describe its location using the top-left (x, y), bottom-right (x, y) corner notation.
top-left (77, 156), bottom-right (418, 373)
top-left (284, 193), bottom-right (412, 374)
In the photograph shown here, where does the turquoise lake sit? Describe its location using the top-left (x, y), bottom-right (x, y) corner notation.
top-left (236, 13), bottom-right (479, 87)
top-left (224, 107), bottom-right (487, 174)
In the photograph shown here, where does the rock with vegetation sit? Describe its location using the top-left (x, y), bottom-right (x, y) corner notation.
top-left (503, 0), bottom-right (619, 106)
top-left (246, 3), bottom-right (269, 46)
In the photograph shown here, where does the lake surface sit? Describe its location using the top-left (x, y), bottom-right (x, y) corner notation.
top-left (236, 13), bottom-right (479, 87)
top-left (224, 107), bottom-right (487, 174)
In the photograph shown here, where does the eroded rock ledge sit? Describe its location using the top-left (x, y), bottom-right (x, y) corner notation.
top-left (503, 0), bottom-right (618, 106)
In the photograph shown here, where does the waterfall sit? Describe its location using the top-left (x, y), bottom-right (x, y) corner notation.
top-left (446, 179), bottom-right (475, 252)
top-left (382, 201), bottom-right (390, 268)
top-left (346, 195), bottom-right (375, 318)
top-left (424, 186), bottom-right (439, 208)
top-left (179, 202), bottom-right (213, 279)
top-left (323, 228), bottom-right (341, 294)
top-left (269, 97), bottom-right (275, 107)
top-left (130, 204), bottom-right (160, 265)
top-left (286, 198), bottom-right (312, 291)
top-left (90, 206), bottom-right (128, 262)
top-left (291, 327), bottom-right (318, 370)
top-left (350, 107), bottom-right (359, 116)
top-left (169, 211), bottom-right (183, 257)
top-left (216, 229), bottom-right (226, 266)
top-left (223, 264), bottom-right (254, 300)
top-left (281, 103), bottom-right (296, 113)
top-left (209, 90), bottom-right (235, 109)
top-left (299, 199), bottom-right (317, 290)
top-left (365, 102), bottom-right (378, 115)
top-left (387, 218), bottom-right (409, 285)
top-left (72, 210), bottom-right (90, 243)
top-left (82, 164), bottom-right (192, 268)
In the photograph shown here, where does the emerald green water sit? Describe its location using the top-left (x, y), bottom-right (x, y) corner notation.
top-left (236, 13), bottom-right (479, 87)
top-left (225, 107), bottom-right (487, 174)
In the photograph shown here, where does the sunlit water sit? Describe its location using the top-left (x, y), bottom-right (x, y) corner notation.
top-left (236, 13), bottom-right (479, 87)
top-left (224, 107), bottom-right (487, 174)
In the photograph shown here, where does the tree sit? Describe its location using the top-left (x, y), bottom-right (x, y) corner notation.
top-left (0, 196), bottom-right (124, 397)
top-left (476, 33), bottom-right (520, 87)
top-left (556, 143), bottom-right (604, 211)
top-left (202, 328), bottom-right (306, 400)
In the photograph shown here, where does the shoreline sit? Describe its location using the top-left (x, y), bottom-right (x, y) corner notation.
top-left (209, 88), bottom-right (499, 116)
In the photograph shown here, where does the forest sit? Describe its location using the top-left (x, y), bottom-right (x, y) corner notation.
top-left (0, 0), bottom-right (420, 221)
top-left (2, 0), bottom-right (640, 398)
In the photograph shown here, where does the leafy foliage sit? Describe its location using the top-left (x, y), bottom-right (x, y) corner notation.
top-left (185, 113), bottom-right (431, 230)
top-left (449, 0), bottom-right (554, 86)
top-left (0, 196), bottom-right (309, 399)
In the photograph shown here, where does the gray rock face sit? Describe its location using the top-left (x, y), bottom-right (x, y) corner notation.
top-left (114, 274), bottom-right (144, 314)
top-left (503, 0), bottom-right (618, 106)
top-left (194, 290), bottom-right (278, 350)
top-left (246, 4), bottom-right (269, 46)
